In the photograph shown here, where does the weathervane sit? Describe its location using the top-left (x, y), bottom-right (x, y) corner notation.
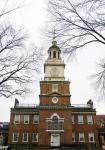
top-left (52, 29), bottom-right (57, 45)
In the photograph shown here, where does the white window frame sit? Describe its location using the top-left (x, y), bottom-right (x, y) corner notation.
top-left (79, 133), bottom-right (85, 142)
top-left (22, 133), bottom-right (28, 142)
top-left (12, 133), bottom-right (19, 142)
top-left (33, 115), bottom-right (39, 124)
top-left (72, 133), bottom-right (75, 142)
top-left (78, 115), bottom-right (84, 124)
top-left (87, 115), bottom-right (93, 124)
top-left (89, 133), bottom-right (94, 142)
top-left (24, 115), bottom-right (29, 124)
top-left (32, 133), bottom-right (38, 142)
top-left (52, 84), bottom-right (58, 92)
top-left (14, 115), bottom-right (20, 124)
top-left (72, 115), bottom-right (74, 124)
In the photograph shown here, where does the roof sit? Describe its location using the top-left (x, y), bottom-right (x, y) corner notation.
top-left (71, 105), bottom-right (96, 113)
top-left (96, 115), bottom-right (105, 119)
top-left (11, 103), bottom-right (96, 113)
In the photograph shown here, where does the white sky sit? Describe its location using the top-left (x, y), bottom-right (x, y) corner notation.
top-left (0, 0), bottom-right (105, 122)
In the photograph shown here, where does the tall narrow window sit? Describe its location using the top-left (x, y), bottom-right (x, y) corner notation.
top-left (24, 115), bottom-right (29, 124)
top-left (87, 115), bottom-right (93, 124)
top-left (23, 133), bottom-right (28, 142)
top-left (79, 133), bottom-right (85, 142)
top-left (32, 133), bottom-right (38, 142)
top-left (58, 52), bottom-right (60, 59)
top-left (89, 133), bottom-right (94, 142)
top-left (53, 51), bottom-right (56, 58)
top-left (78, 115), bottom-right (84, 124)
top-left (33, 115), bottom-right (39, 124)
top-left (50, 52), bottom-right (51, 58)
top-left (72, 115), bottom-right (74, 124)
top-left (72, 133), bottom-right (75, 142)
top-left (14, 115), bottom-right (20, 124)
top-left (52, 116), bottom-right (58, 130)
top-left (12, 133), bottom-right (19, 142)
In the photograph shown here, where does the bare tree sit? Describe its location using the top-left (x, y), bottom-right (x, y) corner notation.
top-left (48, 0), bottom-right (105, 98)
top-left (48, 0), bottom-right (105, 54)
top-left (0, 25), bottom-right (43, 98)
top-left (0, 1), bottom-right (43, 98)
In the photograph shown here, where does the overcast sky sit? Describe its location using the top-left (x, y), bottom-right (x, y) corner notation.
top-left (0, 0), bottom-right (105, 122)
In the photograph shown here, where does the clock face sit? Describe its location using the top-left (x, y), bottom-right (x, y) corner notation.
top-left (50, 67), bottom-right (59, 77)
top-left (52, 97), bottom-right (58, 103)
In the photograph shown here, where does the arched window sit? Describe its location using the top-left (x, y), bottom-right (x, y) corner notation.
top-left (50, 52), bottom-right (51, 58)
top-left (52, 116), bottom-right (58, 123)
top-left (53, 51), bottom-right (56, 58)
top-left (58, 52), bottom-right (60, 59)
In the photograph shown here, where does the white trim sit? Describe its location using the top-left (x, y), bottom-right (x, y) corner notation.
top-left (51, 113), bottom-right (60, 119)
top-left (12, 133), bottom-right (19, 142)
top-left (32, 133), bottom-right (38, 142)
top-left (79, 133), bottom-right (85, 142)
top-left (87, 115), bottom-right (93, 124)
top-left (14, 115), bottom-right (20, 124)
top-left (33, 115), bottom-right (39, 124)
top-left (72, 133), bottom-right (75, 142)
top-left (24, 115), bottom-right (29, 124)
top-left (46, 130), bottom-right (64, 132)
top-left (22, 133), bottom-right (28, 142)
top-left (72, 112), bottom-right (96, 114)
top-left (78, 115), bottom-right (84, 124)
top-left (89, 133), bottom-right (95, 142)
top-left (52, 97), bottom-right (58, 103)
top-left (51, 134), bottom-right (60, 147)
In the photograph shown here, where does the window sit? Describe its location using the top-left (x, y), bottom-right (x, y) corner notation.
top-left (50, 52), bottom-right (51, 58)
top-left (79, 133), bottom-right (85, 142)
top-left (24, 115), bottom-right (29, 124)
top-left (58, 52), bottom-right (60, 59)
top-left (72, 133), bottom-right (75, 142)
top-left (87, 115), bottom-right (93, 124)
top-left (52, 84), bottom-right (58, 92)
top-left (14, 115), bottom-right (20, 124)
top-left (33, 115), bottom-right (39, 124)
top-left (23, 133), bottom-right (28, 142)
top-left (78, 115), bottom-right (84, 124)
top-left (89, 133), bottom-right (94, 142)
top-left (53, 51), bottom-right (56, 58)
top-left (32, 133), bottom-right (38, 142)
top-left (12, 133), bottom-right (19, 142)
top-left (72, 115), bottom-right (74, 124)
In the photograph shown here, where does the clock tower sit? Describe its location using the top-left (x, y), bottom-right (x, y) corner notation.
top-left (44, 38), bottom-right (65, 81)
top-left (38, 37), bottom-right (72, 147)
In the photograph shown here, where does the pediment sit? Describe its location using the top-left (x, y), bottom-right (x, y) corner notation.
top-left (47, 91), bottom-right (62, 96)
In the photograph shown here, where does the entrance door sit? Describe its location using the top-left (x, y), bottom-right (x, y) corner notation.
top-left (51, 134), bottom-right (60, 147)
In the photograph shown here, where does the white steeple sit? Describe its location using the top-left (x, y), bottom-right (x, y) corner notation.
top-left (44, 33), bottom-right (65, 81)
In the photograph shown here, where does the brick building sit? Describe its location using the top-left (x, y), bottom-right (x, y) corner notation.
top-left (8, 39), bottom-right (99, 149)
top-left (96, 115), bottom-right (105, 149)
top-left (0, 122), bottom-right (9, 146)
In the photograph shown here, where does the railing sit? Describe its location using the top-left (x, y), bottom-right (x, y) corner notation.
top-left (72, 104), bottom-right (91, 108)
top-left (15, 103), bottom-right (38, 108)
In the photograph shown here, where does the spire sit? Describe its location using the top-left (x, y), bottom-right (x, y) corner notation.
top-left (52, 29), bottom-right (57, 46)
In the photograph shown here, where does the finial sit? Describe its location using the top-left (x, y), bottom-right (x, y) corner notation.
top-left (52, 29), bottom-right (57, 45)
top-left (53, 29), bottom-right (55, 41)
